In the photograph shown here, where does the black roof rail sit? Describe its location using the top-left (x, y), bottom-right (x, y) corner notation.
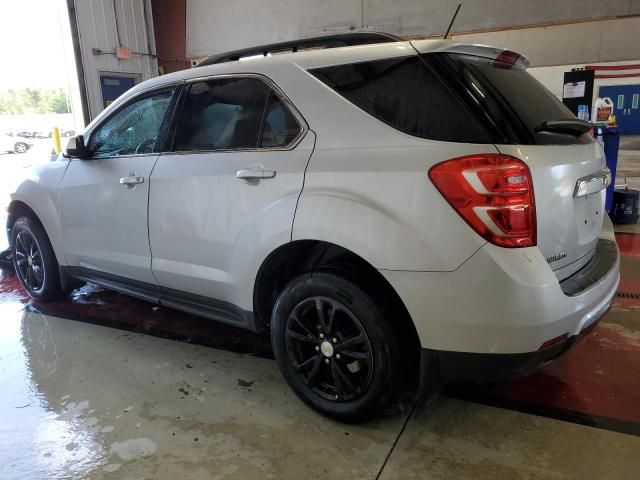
top-left (198, 32), bottom-right (402, 66)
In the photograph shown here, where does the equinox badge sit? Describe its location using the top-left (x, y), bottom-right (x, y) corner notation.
top-left (546, 251), bottom-right (568, 264)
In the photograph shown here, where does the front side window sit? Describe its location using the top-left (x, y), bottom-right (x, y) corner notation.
top-left (88, 89), bottom-right (174, 158)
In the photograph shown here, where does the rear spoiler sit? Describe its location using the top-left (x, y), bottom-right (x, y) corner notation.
top-left (410, 39), bottom-right (530, 69)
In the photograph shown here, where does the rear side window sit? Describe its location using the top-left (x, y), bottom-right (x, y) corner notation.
top-left (431, 53), bottom-right (592, 145)
top-left (173, 77), bottom-right (270, 151)
top-left (261, 93), bottom-right (301, 147)
top-left (310, 57), bottom-right (490, 144)
top-left (172, 77), bottom-right (301, 152)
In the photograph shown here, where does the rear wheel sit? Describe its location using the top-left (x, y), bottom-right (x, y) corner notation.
top-left (271, 271), bottom-right (401, 423)
top-left (11, 216), bottom-right (64, 301)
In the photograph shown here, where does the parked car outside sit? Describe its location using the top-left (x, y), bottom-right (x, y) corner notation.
top-left (6, 35), bottom-right (620, 422)
top-left (0, 133), bottom-right (31, 154)
top-left (15, 131), bottom-right (35, 139)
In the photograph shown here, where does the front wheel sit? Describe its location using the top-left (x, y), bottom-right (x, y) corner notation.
top-left (271, 272), bottom-right (402, 423)
top-left (11, 217), bottom-right (64, 301)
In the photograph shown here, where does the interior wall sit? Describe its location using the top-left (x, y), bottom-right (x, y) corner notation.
top-left (185, 0), bottom-right (640, 60)
top-left (529, 61), bottom-right (640, 104)
top-left (70, 0), bottom-right (158, 120)
top-left (453, 16), bottom-right (640, 67)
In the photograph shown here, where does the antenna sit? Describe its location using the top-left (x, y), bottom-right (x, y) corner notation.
top-left (444, 3), bottom-right (462, 39)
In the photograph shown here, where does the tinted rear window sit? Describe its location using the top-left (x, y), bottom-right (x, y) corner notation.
top-left (310, 56), bottom-right (490, 144)
top-left (311, 54), bottom-right (591, 146)
top-left (432, 53), bottom-right (592, 145)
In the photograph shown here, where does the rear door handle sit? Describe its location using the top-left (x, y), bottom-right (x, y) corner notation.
top-left (236, 168), bottom-right (276, 180)
top-left (120, 175), bottom-right (145, 186)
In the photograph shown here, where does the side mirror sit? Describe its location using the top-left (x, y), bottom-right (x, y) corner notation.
top-left (64, 134), bottom-right (88, 158)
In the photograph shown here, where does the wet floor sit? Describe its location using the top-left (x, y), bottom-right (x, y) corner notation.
top-left (1, 305), bottom-right (640, 479)
top-left (1, 307), bottom-right (410, 479)
top-left (1, 234), bottom-right (640, 478)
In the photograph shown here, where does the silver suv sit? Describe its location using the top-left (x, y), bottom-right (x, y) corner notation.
top-left (7, 34), bottom-right (619, 422)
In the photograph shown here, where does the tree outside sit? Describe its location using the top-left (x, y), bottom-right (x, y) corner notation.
top-left (0, 88), bottom-right (71, 115)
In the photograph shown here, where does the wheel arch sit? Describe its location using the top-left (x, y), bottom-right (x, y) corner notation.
top-left (6, 200), bottom-right (42, 245)
top-left (7, 199), bottom-right (82, 293)
top-left (6, 198), bottom-right (64, 264)
top-left (253, 239), bottom-right (422, 383)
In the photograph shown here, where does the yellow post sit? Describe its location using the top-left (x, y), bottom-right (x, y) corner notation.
top-left (52, 127), bottom-right (62, 154)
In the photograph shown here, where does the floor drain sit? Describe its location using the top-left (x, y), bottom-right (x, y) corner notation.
top-left (617, 291), bottom-right (640, 300)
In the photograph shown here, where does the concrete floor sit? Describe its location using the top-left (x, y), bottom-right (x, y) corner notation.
top-left (619, 135), bottom-right (640, 152)
top-left (1, 285), bottom-right (640, 479)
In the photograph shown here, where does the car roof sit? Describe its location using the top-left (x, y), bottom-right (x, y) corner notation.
top-left (138, 37), bottom-right (523, 88)
top-left (86, 35), bottom-right (526, 131)
top-left (199, 32), bottom-right (402, 66)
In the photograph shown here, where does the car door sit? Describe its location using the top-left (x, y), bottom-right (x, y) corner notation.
top-left (148, 75), bottom-right (313, 322)
top-left (59, 86), bottom-right (177, 285)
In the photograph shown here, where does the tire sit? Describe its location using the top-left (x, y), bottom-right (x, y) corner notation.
top-left (14, 142), bottom-right (28, 154)
top-left (11, 216), bottom-right (64, 301)
top-left (271, 271), bottom-right (402, 423)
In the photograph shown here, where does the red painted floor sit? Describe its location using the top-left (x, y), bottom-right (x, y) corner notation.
top-left (1, 232), bottom-right (639, 433)
top-left (450, 232), bottom-right (640, 434)
top-left (616, 233), bottom-right (640, 259)
top-left (448, 313), bottom-right (640, 430)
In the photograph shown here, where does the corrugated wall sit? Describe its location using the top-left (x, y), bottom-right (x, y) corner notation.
top-left (186, 0), bottom-right (640, 59)
top-left (71, 0), bottom-right (158, 120)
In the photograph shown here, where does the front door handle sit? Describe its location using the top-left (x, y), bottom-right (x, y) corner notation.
top-left (120, 175), bottom-right (145, 186)
top-left (236, 168), bottom-right (276, 180)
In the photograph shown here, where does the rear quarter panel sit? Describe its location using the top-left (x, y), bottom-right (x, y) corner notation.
top-left (274, 61), bottom-right (490, 271)
top-left (293, 140), bottom-right (491, 271)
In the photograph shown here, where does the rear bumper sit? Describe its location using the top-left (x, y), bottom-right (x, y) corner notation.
top-left (380, 216), bottom-right (620, 356)
top-left (425, 300), bottom-right (609, 383)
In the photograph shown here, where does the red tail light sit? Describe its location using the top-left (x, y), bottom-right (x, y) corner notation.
top-left (494, 50), bottom-right (522, 67)
top-left (429, 154), bottom-right (536, 248)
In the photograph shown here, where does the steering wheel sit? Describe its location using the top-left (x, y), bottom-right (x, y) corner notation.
top-left (135, 138), bottom-right (155, 154)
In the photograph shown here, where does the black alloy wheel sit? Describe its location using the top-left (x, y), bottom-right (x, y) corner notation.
top-left (272, 271), bottom-right (402, 423)
top-left (11, 216), bottom-right (64, 301)
top-left (285, 296), bottom-right (374, 402)
top-left (14, 230), bottom-right (45, 291)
